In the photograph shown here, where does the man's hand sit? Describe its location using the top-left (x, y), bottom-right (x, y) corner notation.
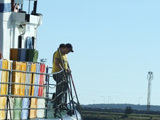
top-left (65, 69), bottom-right (71, 75)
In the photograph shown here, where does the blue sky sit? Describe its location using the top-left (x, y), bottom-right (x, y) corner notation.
top-left (34, 0), bottom-right (160, 105)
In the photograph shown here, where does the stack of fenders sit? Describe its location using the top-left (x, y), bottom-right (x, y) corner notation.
top-left (0, 59), bottom-right (46, 119)
top-left (10, 48), bottom-right (39, 62)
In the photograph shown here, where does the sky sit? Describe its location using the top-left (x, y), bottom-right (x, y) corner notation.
top-left (31, 0), bottom-right (160, 105)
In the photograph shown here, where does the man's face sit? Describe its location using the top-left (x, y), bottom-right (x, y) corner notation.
top-left (64, 48), bottom-right (71, 54)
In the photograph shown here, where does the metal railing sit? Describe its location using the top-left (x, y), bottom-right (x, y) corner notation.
top-left (0, 65), bottom-right (51, 119)
top-left (0, 65), bottom-right (81, 120)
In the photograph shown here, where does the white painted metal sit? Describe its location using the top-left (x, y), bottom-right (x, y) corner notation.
top-left (0, 12), bottom-right (12, 59)
top-left (0, 11), bottom-right (42, 59)
top-left (0, 0), bottom-right (11, 3)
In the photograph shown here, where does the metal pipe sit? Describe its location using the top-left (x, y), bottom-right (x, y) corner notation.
top-left (0, 107), bottom-right (48, 110)
top-left (32, 0), bottom-right (37, 14)
top-left (0, 82), bottom-right (47, 87)
top-left (11, 0), bottom-right (14, 11)
top-left (0, 68), bottom-right (50, 75)
top-left (45, 66), bottom-right (49, 119)
top-left (0, 94), bottom-right (48, 99)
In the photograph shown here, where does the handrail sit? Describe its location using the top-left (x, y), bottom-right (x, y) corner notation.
top-left (0, 68), bottom-right (50, 76)
top-left (0, 66), bottom-right (81, 119)
top-left (0, 94), bottom-right (48, 99)
top-left (0, 65), bottom-right (51, 119)
top-left (0, 68), bottom-right (63, 76)
top-left (0, 82), bottom-right (46, 87)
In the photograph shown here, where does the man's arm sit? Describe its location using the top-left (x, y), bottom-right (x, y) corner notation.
top-left (55, 58), bottom-right (63, 70)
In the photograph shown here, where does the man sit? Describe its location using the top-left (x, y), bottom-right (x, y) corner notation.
top-left (52, 43), bottom-right (73, 116)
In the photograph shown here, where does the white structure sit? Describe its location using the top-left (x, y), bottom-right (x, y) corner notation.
top-left (0, 0), bottom-right (42, 59)
top-left (147, 71), bottom-right (153, 111)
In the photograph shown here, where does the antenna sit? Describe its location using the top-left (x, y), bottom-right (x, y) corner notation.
top-left (147, 71), bottom-right (153, 111)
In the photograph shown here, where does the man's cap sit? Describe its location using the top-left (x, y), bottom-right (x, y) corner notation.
top-left (59, 43), bottom-right (66, 48)
top-left (66, 43), bottom-right (74, 52)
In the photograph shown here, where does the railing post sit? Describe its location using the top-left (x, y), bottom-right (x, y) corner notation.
top-left (28, 72), bottom-right (34, 119)
top-left (6, 68), bottom-right (13, 120)
top-left (45, 66), bottom-right (49, 119)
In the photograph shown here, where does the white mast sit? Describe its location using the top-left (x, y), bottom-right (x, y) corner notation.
top-left (147, 71), bottom-right (153, 111)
